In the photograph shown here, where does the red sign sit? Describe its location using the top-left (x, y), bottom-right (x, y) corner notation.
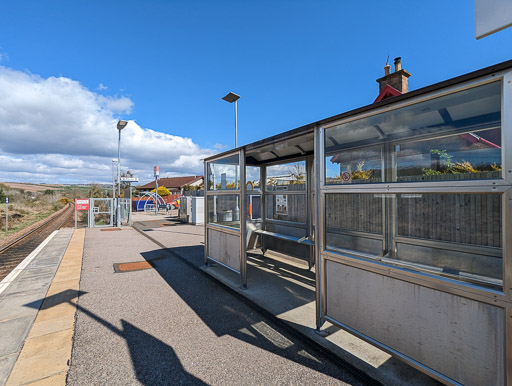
top-left (75, 199), bottom-right (89, 211)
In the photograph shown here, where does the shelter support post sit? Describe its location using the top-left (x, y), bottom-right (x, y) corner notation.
top-left (260, 166), bottom-right (267, 255)
top-left (314, 125), bottom-right (325, 331)
top-left (240, 148), bottom-right (247, 289)
top-left (204, 159), bottom-right (209, 266)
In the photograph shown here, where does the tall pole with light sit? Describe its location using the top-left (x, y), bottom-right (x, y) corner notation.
top-left (222, 92), bottom-right (240, 148)
top-left (222, 92), bottom-right (241, 220)
top-left (116, 120), bottom-right (128, 227)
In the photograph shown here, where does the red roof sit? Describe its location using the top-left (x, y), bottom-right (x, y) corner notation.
top-left (139, 175), bottom-right (203, 190)
top-left (374, 84), bottom-right (402, 103)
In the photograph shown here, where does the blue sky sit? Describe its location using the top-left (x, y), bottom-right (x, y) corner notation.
top-left (0, 1), bottom-right (511, 184)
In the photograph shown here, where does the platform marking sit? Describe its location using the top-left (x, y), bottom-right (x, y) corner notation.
top-left (0, 230), bottom-right (59, 296)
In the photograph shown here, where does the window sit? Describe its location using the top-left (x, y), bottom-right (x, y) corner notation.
top-left (207, 154), bottom-right (240, 191)
top-left (207, 195), bottom-right (240, 229)
top-left (323, 81), bottom-right (504, 289)
top-left (266, 194), bottom-right (306, 223)
top-left (266, 161), bottom-right (306, 191)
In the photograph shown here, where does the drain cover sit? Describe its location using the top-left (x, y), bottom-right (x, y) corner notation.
top-left (113, 261), bottom-right (154, 273)
top-left (101, 228), bottom-right (121, 232)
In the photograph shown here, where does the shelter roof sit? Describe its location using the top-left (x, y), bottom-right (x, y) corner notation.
top-left (139, 175), bottom-right (203, 190)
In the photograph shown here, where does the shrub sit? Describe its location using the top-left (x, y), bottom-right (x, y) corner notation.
top-left (151, 186), bottom-right (171, 196)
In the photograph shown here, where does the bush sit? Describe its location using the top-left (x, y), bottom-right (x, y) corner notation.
top-left (151, 186), bottom-right (171, 196)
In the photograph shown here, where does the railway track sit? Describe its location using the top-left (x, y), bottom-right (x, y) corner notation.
top-left (0, 204), bottom-right (75, 282)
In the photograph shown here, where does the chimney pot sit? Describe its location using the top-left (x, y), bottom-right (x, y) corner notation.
top-left (384, 63), bottom-right (390, 76)
top-left (394, 57), bottom-right (402, 72)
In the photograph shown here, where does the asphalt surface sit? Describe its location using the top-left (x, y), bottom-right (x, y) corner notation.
top-left (67, 227), bottom-right (372, 385)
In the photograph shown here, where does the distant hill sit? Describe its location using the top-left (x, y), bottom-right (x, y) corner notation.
top-left (0, 182), bottom-right (62, 192)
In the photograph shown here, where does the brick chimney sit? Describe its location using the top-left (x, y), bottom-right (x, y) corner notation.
top-left (376, 57), bottom-right (411, 95)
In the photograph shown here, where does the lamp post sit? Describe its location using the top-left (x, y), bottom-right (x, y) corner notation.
top-left (222, 92), bottom-right (241, 220)
top-left (222, 92), bottom-right (240, 148)
top-left (116, 120), bottom-right (128, 227)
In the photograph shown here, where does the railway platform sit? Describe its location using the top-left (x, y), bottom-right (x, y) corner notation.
top-left (0, 213), bottom-right (438, 385)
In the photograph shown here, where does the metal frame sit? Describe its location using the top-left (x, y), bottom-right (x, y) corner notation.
top-left (204, 150), bottom-right (247, 284)
top-left (259, 157), bottom-right (314, 266)
top-left (317, 71), bottom-right (512, 384)
top-left (88, 198), bottom-right (114, 228)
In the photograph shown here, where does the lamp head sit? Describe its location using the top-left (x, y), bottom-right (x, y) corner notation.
top-left (117, 120), bottom-right (128, 131)
top-left (222, 92), bottom-right (240, 103)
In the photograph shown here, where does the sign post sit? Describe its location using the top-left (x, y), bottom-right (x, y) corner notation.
top-left (154, 166), bottom-right (159, 216)
top-left (75, 199), bottom-right (90, 229)
top-left (5, 197), bottom-right (8, 231)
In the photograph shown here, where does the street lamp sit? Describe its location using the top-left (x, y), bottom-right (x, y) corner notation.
top-left (222, 92), bottom-right (241, 220)
top-left (116, 120), bottom-right (128, 227)
top-left (222, 92), bottom-right (240, 148)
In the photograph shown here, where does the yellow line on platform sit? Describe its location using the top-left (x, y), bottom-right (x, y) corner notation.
top-left (7, 229), bottom-right (85, 386)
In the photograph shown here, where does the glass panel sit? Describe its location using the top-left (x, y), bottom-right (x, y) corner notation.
top-left (324, 81), bottom-right (501, 184)
top-left (246, 166), bottom-right (261, 191)
top-left (325, 193), bottom-right (384, 256)
top-left (207, 195), bottom-right (240, 229)
top-left (207, 154), bottom-right (240, 190)
top-left (395, 128), bottom-right (501, 182)
top-left (394, 193), bottom-right (502, 286)
top-left (247, 195), bottom-right (262, 220)
top-left (326, 145), bottom-right (382, 184)
top-left (266, 161), bottom-right (306, 191)
top-left (266, 194), bottom-right (306, 223)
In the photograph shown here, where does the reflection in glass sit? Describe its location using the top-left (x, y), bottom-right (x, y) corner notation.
top-left (326, 146), bottom-right (382, 184)
top-left (396, 128), bottom-right (501, 181)
top-left (324, 81), bottom-right (501, 184)
top-left (246, 166), bottom-right (261, 191)
top-left (207, 154), bottom-right (240, 190)
top-left (266, 161), bottom-right (306, 191)
top-left (207, 195), bottom-right (240, 229)
top-left (266, 194), bottom-right (306, 223)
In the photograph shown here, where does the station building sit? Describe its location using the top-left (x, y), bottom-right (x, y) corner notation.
top-left (204, 59), bottom-right (512, 384)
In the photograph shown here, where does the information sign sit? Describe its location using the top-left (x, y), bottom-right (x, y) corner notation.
top-left (276, 194), bottom-right (288, 215)
top-left (121, 177), bottom-right (139, 182)
top-left (76, 199), bottom-right (89, 211)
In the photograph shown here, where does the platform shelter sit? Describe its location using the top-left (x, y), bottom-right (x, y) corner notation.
top-left (204, 60), bottom-right (512, 385)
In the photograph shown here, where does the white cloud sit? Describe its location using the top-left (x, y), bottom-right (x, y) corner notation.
top-left (0, 66), bottom-right (217, 184)
top-left (213, 143), bottom-right (229, 150)
top-left (97, 83), bottom-right (107, 91)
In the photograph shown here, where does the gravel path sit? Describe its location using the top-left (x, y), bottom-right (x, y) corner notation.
top-left (67, 227), bottom-right (369, 385)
